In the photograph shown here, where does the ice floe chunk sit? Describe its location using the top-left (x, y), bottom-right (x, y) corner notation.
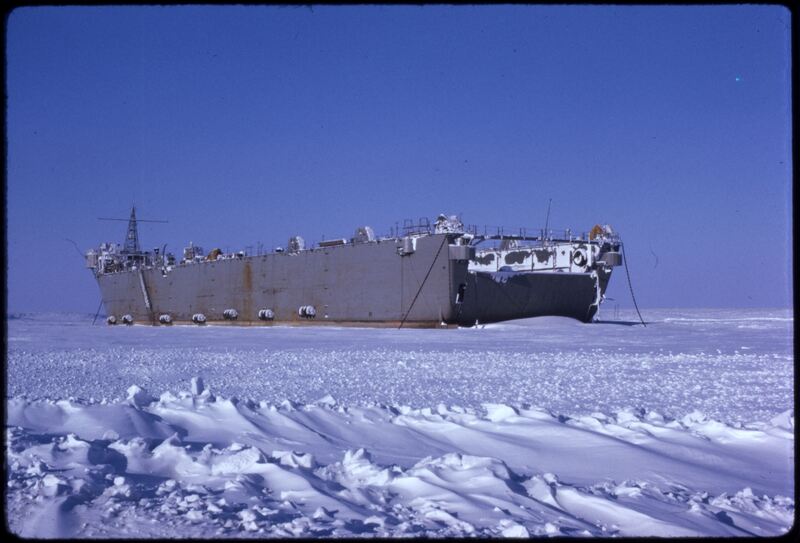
top-left (315, 394), bottom-right (337, 406)
top-left (271, 450), bottom-right (317, 469)
top-left (126, 385), bottom-right (154, 408)
top-left (190, 377), bottom-right (204, 396)
top-left (500, 521), bottom-right (530, 537)
top-left (483, 403), bottom-right (519, 422)
top-left (769, 409), bottom-right (793, 431)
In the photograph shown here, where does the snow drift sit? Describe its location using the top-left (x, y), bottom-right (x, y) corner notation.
top-left (6, 380), bottom-right (794, 537)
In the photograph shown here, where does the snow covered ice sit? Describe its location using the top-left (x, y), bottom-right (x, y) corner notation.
top-left (5, 308), bottom-right (794, 537)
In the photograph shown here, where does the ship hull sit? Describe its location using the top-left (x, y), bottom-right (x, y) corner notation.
top-left (455, 267), bottom-right (611, 325)
top-left (95, 234), bottom-right (614, 328)
top-left (98, 233), bottom-right (469, 327)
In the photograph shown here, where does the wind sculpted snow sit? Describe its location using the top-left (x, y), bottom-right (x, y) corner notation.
top-left (5, 309), bottom-right (795, 537)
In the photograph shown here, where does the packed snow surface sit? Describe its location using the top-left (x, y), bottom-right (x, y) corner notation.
top-left (7, 309), bottom-right (794, 422)
top-left (5, 309), bottom-right (794, 537)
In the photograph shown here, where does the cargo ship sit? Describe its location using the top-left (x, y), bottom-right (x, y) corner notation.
top-left (85, 208), bottom-right (622, 327)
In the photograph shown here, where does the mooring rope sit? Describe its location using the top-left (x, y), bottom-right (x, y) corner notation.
top-left (91, 298), bottom-right (104, 326)
top-left (399, 235), bottom-right (449, 329)
top-left (622, 243), bottom-right (646, 327)
top-left (65, 238), bottom-right (85, 259)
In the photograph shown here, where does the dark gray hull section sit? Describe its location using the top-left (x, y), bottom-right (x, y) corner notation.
top-left (455, 268), bottom-right (611, 325)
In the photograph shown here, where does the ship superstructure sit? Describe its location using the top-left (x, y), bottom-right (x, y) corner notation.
top-left (462, 223), bottom-right (621, 324)
top-left (86, 210), bottom-right (621, 327)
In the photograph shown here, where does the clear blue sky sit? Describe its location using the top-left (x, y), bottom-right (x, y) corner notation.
top-left (6, 5), bottom-right (792, 313)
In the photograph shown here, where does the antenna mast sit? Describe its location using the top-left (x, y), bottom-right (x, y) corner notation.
top-left (98, 206), bottom-right (168, 254)
top-left (124, 206), bottom-right (140, 253)
top-left (543, 198), bottom-right (552, 239)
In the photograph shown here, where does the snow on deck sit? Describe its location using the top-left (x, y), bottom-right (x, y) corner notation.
top-left (5, 308), bottom-right (794, 537)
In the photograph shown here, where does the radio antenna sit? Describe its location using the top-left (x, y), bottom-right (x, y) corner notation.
top-left (98, 205), bottom-right (168, 254)
top-left (543, 198), bottom-right (552, 238)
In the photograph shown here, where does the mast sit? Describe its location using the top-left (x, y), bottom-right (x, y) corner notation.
top-left (124, 205), bottom-right (140, 254)
top-left (543, 198), bottom-right (552, 237)
top-left (98, 206), bottom-right (168, 255)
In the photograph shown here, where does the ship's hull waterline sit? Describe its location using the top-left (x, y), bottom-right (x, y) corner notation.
top-left (97, 232), bottom-right (612, 328)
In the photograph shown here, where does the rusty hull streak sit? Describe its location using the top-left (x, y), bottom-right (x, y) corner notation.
top-left (242, 261), bottom-right (253, 319)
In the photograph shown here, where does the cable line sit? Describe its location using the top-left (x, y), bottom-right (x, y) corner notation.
top-left (621, 243), bottom-right (646, 327)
